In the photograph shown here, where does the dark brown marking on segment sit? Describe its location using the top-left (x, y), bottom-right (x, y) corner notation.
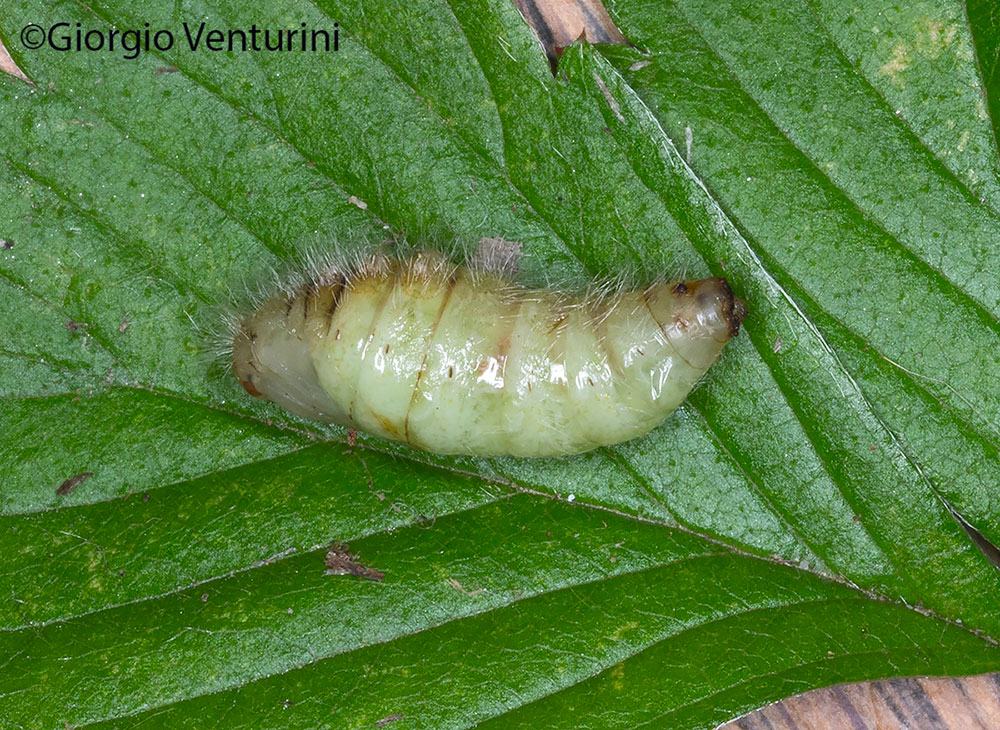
top-left (493, 294), bottom-right (523, 380)
top-left (240, 377), bottom-right (263, 397)
top-left (324, 273), bottom-right (347, 338)
top-left (548, 311), bottom-right (568, 335)
top-left (404, 271), bottom-right (459, 445)
top-left (672, 281), bottom-right (689, 295)
top-left (233, 328), bottom-right (265, 397)
top-left (301, 281), bottom-right (316, 322)
top-left (371, 409), bottom-right (402, 437)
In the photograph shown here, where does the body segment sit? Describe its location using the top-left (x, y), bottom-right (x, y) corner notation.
top-left (231, 250), bottom-right (745, 457)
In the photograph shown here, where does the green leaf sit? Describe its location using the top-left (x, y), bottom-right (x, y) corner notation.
top-left (969, 0), bottom-right (1000, 142)
top-left (1, 0), bottom-right (998, 728)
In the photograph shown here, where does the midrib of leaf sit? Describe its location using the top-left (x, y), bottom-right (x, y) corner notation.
top-left (606, 82), bottom-right (907, 581)
top-left (6, 0), bottom-right (995, 475)
top-left (434, 0), bottom-right (868, 568)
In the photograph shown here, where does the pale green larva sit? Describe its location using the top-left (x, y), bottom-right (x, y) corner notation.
top-left (230, 246), bottom-right (745, 457)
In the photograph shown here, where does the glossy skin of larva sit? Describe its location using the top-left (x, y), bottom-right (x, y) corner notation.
top-left (231, 252), bottom-right (745, 457)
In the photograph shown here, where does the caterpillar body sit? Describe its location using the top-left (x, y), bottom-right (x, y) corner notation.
top-left (230, 246), bottom-right (745, 457)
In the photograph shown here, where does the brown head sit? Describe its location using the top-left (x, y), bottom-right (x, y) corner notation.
top-left (669, 277), bottom-right (747, 339)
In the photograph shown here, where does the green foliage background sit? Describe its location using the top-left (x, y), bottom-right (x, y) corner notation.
top-left (2, 0), bottom-right (1000, 727)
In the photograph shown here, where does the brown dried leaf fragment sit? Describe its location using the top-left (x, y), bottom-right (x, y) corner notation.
top-left (375, 714), bottom-right (405, 727)
top-left (56, 472), bottom-right (94, 496)
top-left (324, 541), bottom-right (384, 581)
top-left (512, 0), bottom-right (629, 66)
top-left (0, 37), bottom-right (32, 85)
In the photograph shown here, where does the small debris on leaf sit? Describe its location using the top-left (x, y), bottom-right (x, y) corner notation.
top-left (446, 577), bottom-right (485, 596)
top-left (324, 541), bottom-right (384, 581)
top-left (56, 471), bottom-right (93, 495)
top-left (473, 236), bottom-right (522, 277)
top-left (155, 66), bottom-right (179, 74)
top-left (376, 714), bottom-right (405, 727)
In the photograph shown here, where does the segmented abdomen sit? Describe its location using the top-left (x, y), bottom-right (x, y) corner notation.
top-left (231, 251), bottom-right (744, 457)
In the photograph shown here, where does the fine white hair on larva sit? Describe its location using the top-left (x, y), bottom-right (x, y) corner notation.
top-left (225, 237), bottom-right (747, 457)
